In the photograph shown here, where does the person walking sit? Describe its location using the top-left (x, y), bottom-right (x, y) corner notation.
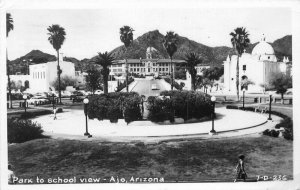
top-left (234, 155), bottom-right (247, 182)
top-left (8, 164), bottom-right (15, 184)
top-left (53, 106), bottom-right (57, 120)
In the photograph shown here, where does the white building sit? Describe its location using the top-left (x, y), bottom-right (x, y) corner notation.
top-left (223, 36), bottom-right (292, 93)
top-left (9, 56), bottom-right (76, 93)
top-left (109, 47), bottom-right (185, 77)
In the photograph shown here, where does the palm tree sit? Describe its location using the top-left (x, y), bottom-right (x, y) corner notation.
top-left (184, 52), bottom-right (202, 91)
top-left (7, 13), bottom-right (14, 108)
top-left (163, 31), bottom-right (178, 90)
top-left (230, 27), bottom-right (250, 100)
top-left (93, 52), bottom-right (115, 94)
top-left (47, 24), bottom-right (66, 104)
top-left (120, 26), bottom-right (134, 92)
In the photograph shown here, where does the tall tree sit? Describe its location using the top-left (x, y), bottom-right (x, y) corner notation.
top-left (230, 27), bottom-right (250, 100)
top-left (47, 24), bottom-right (66, 104)
top-left (85, 67), bottom-right (102, 94)
top-left (163, 31), bottom-right (178, 90)
top-left (6, 13), bottom-right (14, 108)
top-left (269, 73), bottom-right (292, 104)
top-left (93, 52), bottom-right (115, 94)
top-left (120, 26), bottom-right (134, 92)
top-left (184, 52), bottom-right (202, 91)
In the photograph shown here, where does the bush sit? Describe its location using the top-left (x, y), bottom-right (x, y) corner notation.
top-left (226, 105), bottom-right (238, 109)
top-left (283, 128), bottom-right (293, 140)
top-left (87, 92), bottom-right (142, 123)
top-left (262, 129), bottom-right (280, 138)
top-left (7, 118), bottom-right (47, 143)
top-left (124, 96), bottom-right (142, 124)
top-left (147, 90), bottom-right (212, 122)
top-left (164, 78), bottom-right (183, 90)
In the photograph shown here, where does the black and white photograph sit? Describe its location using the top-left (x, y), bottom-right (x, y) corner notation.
top-left (1, 0), bottom-right (299, 189)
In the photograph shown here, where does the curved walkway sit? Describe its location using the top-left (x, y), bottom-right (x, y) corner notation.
top-left (32, 107), bottom-right (281, 142)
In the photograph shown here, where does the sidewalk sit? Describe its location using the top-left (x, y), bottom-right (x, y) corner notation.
top-left (32, 107), bottom-right (281, 142)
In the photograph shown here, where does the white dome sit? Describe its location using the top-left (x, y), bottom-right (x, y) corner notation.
top-left (252, 40), bottom-right (275, 55)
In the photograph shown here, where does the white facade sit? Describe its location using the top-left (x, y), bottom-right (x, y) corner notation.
top-left (29, 60), bottom-right (75, 92)
top-left (9, 57), bottom-right (76, 93)
top-left (224, 37), bottom-right (291, 93)
top-left (109, 47), bottom-right (185, 76)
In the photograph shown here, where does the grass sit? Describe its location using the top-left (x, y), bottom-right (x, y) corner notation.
top-left (8, 135), bottom-right (292, 183)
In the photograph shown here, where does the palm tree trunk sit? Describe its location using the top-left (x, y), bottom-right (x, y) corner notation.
top-left (191, 74), bottom-right (195, 91)
top-left (281, 93), bottom-right (284, 104)
top-left (7, 49), bottom-right (12, 108)
top-left (236, 55), bottom-right (240, 100)
top-left (125, 48), bottom-right (128, 92)
top-left (171, 57), bottom-right (174, 90)
top-left (57, 50), bottom-right (62, 104)
top-left (104, 72), bottom-right (108, 94)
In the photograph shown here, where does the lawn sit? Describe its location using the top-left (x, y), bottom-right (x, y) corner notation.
top-left (8, 135), bottom-right (292, 183)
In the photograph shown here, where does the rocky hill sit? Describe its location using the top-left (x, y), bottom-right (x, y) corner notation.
top-left (8, 31), bottom-right (292, 74)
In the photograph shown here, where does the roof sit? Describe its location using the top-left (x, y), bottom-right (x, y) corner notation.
top-left (252, 40), bottom-right (275, 55)
top-left (113, 58), bottom-right (185, 65)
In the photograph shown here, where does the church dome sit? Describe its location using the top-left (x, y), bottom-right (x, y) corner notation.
top-left (252, 39), bottom-right (275, 55)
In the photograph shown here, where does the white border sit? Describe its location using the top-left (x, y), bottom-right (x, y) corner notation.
top-left (1, 0), bottom-right (300, 190)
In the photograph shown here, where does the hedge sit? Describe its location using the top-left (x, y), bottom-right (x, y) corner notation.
top-left (262, 129), bottom-right (280, 138)
top-left (147, 90), bottom-right (213, 122)
top-left (87, 92), bottom-right (142, 124)
top-left (226, 105), bottom-right (293, 140)
top-left (7, 118), bottom-right (47, 143)
top-left (164, 78), bottom-right (183, 90)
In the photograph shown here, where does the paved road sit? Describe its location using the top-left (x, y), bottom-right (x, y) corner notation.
top-left (129, 79), bottom-right (170, 97)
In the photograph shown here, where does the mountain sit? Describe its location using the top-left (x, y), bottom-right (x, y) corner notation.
top-left (110, 30), bottom-right (292, 65)
top-left (8, 32), bottom-right (292, 74)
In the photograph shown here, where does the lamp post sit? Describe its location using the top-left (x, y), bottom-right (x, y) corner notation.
top-left (23, 94), bottom-right (28, 118)
top-left (210, 96), bottom-right (216, 134)
top-left (242, 88), bottom-right (246, 110)
top-left (83, 98), bottom-right (92, 137)
top-left (268, 92), bottom-right (272, 120)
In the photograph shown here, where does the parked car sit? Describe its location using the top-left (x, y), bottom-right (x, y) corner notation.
top-left (151, 84), bottom-right (159, 90)
top-left (94, 90), bottom-right (103, 95)
top-left (70, 91), bottom-right (85, 100)
top-left (61, 91), bottom-right (72, 98)
top-left (27, 96), bottom-right (49, 105)
top-left (72, 95), bottom-right (87, 103)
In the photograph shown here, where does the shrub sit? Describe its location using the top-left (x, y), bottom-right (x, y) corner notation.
top-left (283, 128), bottom-right (293, 140)
top-left (147, 90), bottom-right (212, 122)
top-left (124, 96), bottom-right (142, 124)
top-left (87, 92), bottom-right (142, 123)
top-left (20, 110), bottom-right (53, 119)
top-left (147, 96), bottom-right (173, 122)
top-left (7, 118), bottom-right (47, 143)
top-left (164, 78), bottom-right (183, 90)
top-left (262, 129), bottom-right (279, 138)
top-left (226, 105), bottom-right (238, 109)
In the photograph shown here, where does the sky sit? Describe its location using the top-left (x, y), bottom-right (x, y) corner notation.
top-left (7, 7), bottom-right (291, 60)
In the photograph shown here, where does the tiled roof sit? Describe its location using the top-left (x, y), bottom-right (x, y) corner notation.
top-left (113, 58), bottom-right (185, 65)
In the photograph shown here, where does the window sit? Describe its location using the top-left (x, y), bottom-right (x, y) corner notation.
top-left (43, 72), bottom-right (45, 79)
top-left (137, 68), bottom-right (139, 72)
top-left (159, 68), bottom-right (161, 71)
top-left (243, 65), bottom-right (246, 71)
top-left (38, 72), bottom-right (39, 79)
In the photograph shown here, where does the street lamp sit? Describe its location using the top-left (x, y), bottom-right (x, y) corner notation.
top-left (209, 96), bottom-right (217, 134)
top-left (23, 94), bottom-right (28, 117)
top-left (242, 88), bottom-right (246, 110)
top-left (83, 98), bottom-right (92, 137)
top-left (268, 92), bottom-right (272, 120)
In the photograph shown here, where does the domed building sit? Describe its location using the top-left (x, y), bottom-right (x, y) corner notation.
top-left (223, 35), bottom-right (292, 93)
